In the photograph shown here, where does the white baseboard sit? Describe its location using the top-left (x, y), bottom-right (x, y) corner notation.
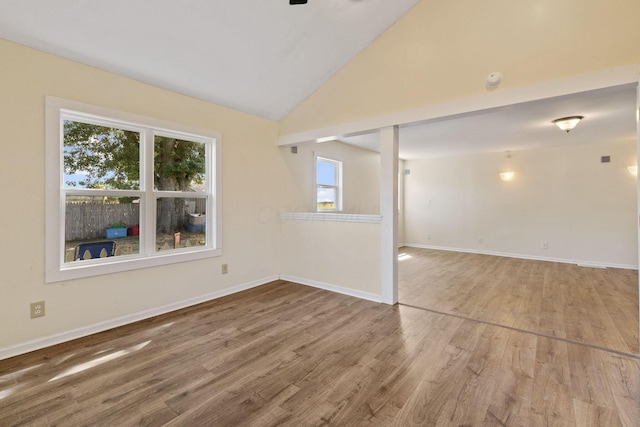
top-left (279, 275), bottom-right (383, 303)
top-left (0, 275), bottom-right (279, 361)
top-left (403, 244), bottom-right (638, 270)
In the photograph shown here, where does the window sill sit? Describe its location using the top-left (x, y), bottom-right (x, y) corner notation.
top-left (278, 212), bottom-right (382, 224)
top-left (47, 247), bottom-right (222, 283)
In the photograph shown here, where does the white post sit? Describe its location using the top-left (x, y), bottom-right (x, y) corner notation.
top-left (636, 79), bottom-right (640, 340)
top-left (380, 126), bottom-right (399, 305)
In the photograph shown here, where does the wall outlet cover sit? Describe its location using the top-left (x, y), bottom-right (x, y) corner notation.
top-left (30, 301), bottom-right (45, 318)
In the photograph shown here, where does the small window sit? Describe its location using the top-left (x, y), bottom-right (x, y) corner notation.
top-left (316, 156), bottom-right (342, 211)
top-left (46, 97), bottom-right (222, 283)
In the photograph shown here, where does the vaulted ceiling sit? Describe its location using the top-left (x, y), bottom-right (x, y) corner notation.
top-left (1, 1), bottom-right (635, 160)
top-left (0, 0), bottom-right (419, 121)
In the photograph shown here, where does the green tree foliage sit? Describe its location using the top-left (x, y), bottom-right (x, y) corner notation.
top-left (63, 121), bottom-right (140, 189)
top-left (64, 121), bottom-right (206, 233)
top-left (153, 136), bottom-right (205, 192)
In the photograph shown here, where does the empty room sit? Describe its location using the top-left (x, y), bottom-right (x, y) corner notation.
top-left (397, 85), bottom-right (639, 355)
top-left (1, 0), bottom-right (639, 426)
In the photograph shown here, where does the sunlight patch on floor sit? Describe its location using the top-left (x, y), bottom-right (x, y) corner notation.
top-left (49, 340), bottom-right (151, 382)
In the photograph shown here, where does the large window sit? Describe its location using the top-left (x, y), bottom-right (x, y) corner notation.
top-left (46, 97), bottom-right (221, 282)
top-left (316, 156), bottom-right (342, 212)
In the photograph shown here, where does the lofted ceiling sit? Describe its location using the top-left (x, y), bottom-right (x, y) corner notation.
top-left (0, 0), bottom-right (419, 121)
top-left (1, 1), bottom-right (635, 158)
top-left (340, 84), bottom-right (638, 160)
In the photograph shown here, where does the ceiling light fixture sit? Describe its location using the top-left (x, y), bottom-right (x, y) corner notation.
top-left (499, 171), bottom-right (515, 181)
top-left (552, 116), bottom-right (584, 133)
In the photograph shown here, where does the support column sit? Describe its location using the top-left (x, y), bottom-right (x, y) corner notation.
top-left (636, 79), bottom-right (640, 328)
top-left (380, 126), bottom-right (399, 305)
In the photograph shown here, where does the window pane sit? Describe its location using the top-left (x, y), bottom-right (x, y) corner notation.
top-left (156, 197), bottom-right (207, 252)
top-left (317, 160), bottom-right (336, 186)
top-left (154, 136), bottom-right (206, 191)
top-left (65, 195), bottom-right (140, 263)
top-left (63, 120), bottom-right (140, 190)
top-left (317, 188), bottom-right (336, 211)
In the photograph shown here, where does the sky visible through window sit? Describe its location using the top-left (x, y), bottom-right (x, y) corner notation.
top-left (317, 160), bottom-right (336, 204)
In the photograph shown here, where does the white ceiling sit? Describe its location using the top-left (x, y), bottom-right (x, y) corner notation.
top-left (1, 1), bottom-right (635, 157)
top-left (0, 0), bottom-right (419, 121)
top-left (340, 84), bottom-right (638, 160)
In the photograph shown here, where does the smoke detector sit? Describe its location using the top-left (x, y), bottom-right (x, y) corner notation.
top-left (485, 72), bottom-right (503, 90)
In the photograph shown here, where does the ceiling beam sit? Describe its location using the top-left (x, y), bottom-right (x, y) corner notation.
top-left (277, 64), bottom-right (640, 146)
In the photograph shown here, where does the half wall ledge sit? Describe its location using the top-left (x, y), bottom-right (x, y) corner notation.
top-left (278, 212), bottom-right (382, 223)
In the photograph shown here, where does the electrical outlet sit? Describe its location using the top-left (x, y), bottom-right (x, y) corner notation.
top-left (478, 237), bottom-right (484, 244)
top-left (542, 242), bottom-right (549, 250)
top-left (221, 264), bottom-right (228, 274)
top-left (427, 234), bottom-right (432, 240)
top-left (30, 301), bottom-right (45, 319)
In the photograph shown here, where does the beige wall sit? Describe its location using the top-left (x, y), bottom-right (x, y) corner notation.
top-left (281, 0), bottom-right (640, 134)
top-left (279, 220), bottom-right (382, 298)
top-left (279, 140), bottom-right (381, 214)
top-left (0, 39), bottom-right (284, 350)
top-left (277, 141), bottom-right (395, 298)
top-left (404, 140), bottom-right (638, 267)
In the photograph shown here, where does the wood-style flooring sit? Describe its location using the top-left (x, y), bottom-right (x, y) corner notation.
top-left (1, 279), bottom-right (639, 426)
top-left (399, 247), bottom-right (639, 355)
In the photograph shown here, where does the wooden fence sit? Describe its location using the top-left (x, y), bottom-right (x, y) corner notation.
top-left (65, 202), bottom-right (139, 241)
top-left (65, 199), bottom-right (206, 241)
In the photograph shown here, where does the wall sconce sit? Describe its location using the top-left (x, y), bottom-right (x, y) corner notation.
top-left (627, 165), bottom-right (637, 176)
top-left (499, 171), bottom-right (515, 181)
top-left (552, 116), bottom-right (584, 133)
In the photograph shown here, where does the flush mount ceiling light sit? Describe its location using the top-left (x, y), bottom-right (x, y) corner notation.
top-left (552, 116), bottom-right (584, 133)
top-left (499, 171), bottom-right (515, 181)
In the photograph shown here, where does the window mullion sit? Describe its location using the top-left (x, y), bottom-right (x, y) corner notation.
top-left (142, 128), bottom-right (155, 256)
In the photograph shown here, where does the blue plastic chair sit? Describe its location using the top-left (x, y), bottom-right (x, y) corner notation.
top-left (75, 240), bottom-right (116, 261)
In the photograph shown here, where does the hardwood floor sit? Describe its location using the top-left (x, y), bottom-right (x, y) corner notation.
top-left (1, 280), bottom-right (638, 426)
top-left (399, 247), bottom-right (640, 355)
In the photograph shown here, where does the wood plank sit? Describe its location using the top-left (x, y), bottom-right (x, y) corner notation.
top-left (399, 247), bottom-right (639, 354)
top-left (0, 280), bottom-right (638, 426)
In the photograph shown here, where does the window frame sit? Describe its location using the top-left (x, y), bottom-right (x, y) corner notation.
top-left (45, 97), bottom-right (222, 283)
top-left (314, 154), bottom-right (343, 212)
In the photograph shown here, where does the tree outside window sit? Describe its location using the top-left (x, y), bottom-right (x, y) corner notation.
top-left (46, 97), bottom-right (221, 282)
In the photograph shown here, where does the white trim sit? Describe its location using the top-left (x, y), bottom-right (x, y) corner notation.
top-left (45, 96), bottom-right (223, 283)
top-left (278, 64), bottom-right (640, 146)
top-left (52, 248), bottom-right (224, 283)
top-left (278, 212), bottom-right (382, 223)
top-left (380, 126), bottom-right (399, 305)
top-left (636, 74), bottom-right (640, 324)
top-left (0, 276), bottom-right (278, 361)
top-left (279, 275), bottom-right (382, 303)
top-left (403, 244), bottom-right (639, 270)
